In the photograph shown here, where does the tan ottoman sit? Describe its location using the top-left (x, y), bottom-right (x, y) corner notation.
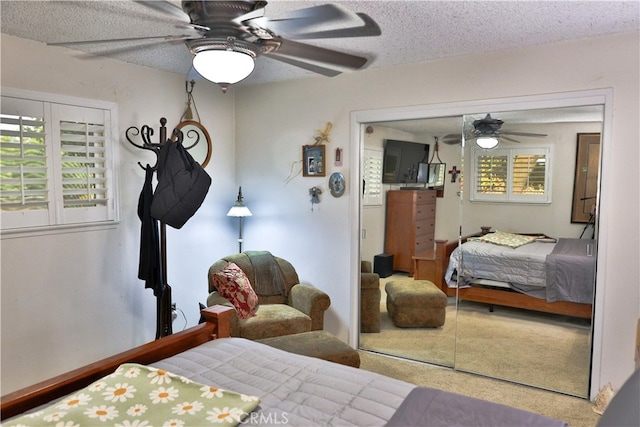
top-left (256, 330), bottom-right (360, 368)
top-left (385, 279), bottom-right (447, 328)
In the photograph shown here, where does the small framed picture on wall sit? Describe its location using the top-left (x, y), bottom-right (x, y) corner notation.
top-left (303, 145), bottom-right (326, 177)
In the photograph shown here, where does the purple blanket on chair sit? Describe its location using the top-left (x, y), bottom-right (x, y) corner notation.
top-left (386, 386), bottom-right (568, 427)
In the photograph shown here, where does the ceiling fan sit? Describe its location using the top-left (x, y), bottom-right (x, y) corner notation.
top-left (441, 114), bottom-right (547, 148)
top-left (49, 0), bottom-right (381, 91)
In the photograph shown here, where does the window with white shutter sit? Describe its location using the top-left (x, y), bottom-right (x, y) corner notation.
top-left (470, 147), bottom-right (551, 204)
top-left (363, 148), bottom-right (383, 206)
top-left (1, 91), bottom-right (118, 233)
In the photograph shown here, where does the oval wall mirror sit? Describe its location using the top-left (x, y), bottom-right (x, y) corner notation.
top-left (175, 119), bottom-right (212, 168)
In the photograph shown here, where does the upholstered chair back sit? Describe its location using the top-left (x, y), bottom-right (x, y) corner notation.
top-left (208, 252), bottom-right (300, 305)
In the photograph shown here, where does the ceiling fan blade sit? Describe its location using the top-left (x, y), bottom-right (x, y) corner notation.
top-left (48, 34), bottom-right (195, 47)
top-left (134, 0), bottom-right (189, 21)
top-left (441, 134), bottom-right (462, 144)
top-left (250, 4), bottom-right (349, 33)
top-left (499, 131), bottom-right (548, 137)
top-left (286, 13), bottom-right (381, 39)
top-left (264, 54), bottom-right (342, 77)
top-left (270, 38), bottom-right (368, 72)
top-left (69, 38), bottom-right (188, 58)
top-left (232, 6), bottom-right (267, 25)
top-left (500, 135), bottom-right (522, 143)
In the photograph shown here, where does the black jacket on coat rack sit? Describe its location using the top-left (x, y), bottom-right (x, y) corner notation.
top-left (150, 139), bottom-right (211, 229)
top-left (137, 165), bottom-right (164, 297)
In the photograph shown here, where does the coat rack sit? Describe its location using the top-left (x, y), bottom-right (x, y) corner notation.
top-left (126, 117), bottom-right (174, 339)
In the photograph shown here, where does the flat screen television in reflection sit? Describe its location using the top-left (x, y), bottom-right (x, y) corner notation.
top-left (382, 139), bottom-right (430, 184)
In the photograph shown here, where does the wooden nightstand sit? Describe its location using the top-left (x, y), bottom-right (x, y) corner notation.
top-left (413, 239), bottom-right (454, 296)
top-left (413, 250), bottom-right (436, 282)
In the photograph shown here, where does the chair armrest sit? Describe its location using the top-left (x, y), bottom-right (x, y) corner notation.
top-left (361, 272), bottom-right (380, 290)
top-left (361, 260), bottom-right (373, 274)
top-left (206, 292), bottom-right (240, 336)
top-left (289, 284), bottom-right (331, 331)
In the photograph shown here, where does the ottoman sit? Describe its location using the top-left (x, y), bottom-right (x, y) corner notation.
top-left (256, 330), bottom-right (360, 368)
top-left (385, 279), bottom-right (447, 328)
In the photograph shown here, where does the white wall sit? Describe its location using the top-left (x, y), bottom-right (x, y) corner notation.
top-left (0, 35), bottom-right (239, 393)
top-left (234, 32), bottom-right (639, 392)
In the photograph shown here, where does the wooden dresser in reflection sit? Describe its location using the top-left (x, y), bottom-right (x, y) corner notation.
top-left (384, 189), bottom-right (436, 275)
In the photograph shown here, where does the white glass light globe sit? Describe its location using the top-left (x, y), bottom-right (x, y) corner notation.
top-left (476, 136), bottom-right (499, 149)
top-left (192, 50), bottom-right (255, 84)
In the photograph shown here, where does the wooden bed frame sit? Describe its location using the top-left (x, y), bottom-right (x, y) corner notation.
top-left (429, 228), bottom-right (593, 319)
top-left (0, 305), bottom-right (234, 421)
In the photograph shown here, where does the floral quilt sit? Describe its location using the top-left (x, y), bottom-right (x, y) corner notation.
top-left (7, 363), bottom-right (260, 426)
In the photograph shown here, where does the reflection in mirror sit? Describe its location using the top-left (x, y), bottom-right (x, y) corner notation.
top-left (426, 163), bottom-right (446, 189)
top-left (453, 105), bottom-right (603, 397)
top-left (358, 103), bottom-right (602, 399)
top-left (359, 116), bottom-right (462, 368)
top-left (174, 120), bottom-right (212, 168)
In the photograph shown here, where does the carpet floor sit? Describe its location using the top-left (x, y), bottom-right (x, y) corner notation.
top-left (360, 276), bottom-right (592, 397)
top-left (358, 350), bottom-right (601, 427)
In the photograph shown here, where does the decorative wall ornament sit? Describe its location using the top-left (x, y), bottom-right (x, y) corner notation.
top-left (329, 172), bottom-right (346, 197)
top-left (173, 80), bottom-right (212, 167)
top-left (449, 165), bottom-right (459, 183)
top-left (334, 147), bottom-right (343, 166)
top-left (314, 122), bottom-right (332, 145)
top-left (309, 186), bottom-right (322, 211)
top-left (285, 122), bottom-right (333, 184)
top-left (302, 144), bottom-right (326, 177)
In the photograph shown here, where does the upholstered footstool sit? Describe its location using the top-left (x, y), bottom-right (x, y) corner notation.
top-left (256, 330), bottom-right (360, 368)
top-left (385, 279), bottom-right (447, 328)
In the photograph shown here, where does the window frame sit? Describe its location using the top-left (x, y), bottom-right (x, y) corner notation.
top-left (470, 146), bottom-right (552, 204)
top-left (1, 88), bottom-right (120, 237)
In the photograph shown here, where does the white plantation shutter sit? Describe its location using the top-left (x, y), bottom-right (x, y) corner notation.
top-left (1, 93), bottom-right (117, 231)
top-left (363, 148), bottom-right (383, 206)
top-left (475, 151), bottom-right (508, 199)
top-left (471, 147), bottom-right (551, 204)
top-left (512, 153), bottom-right (547, 195)
top-left (0, 98), bottom-right (53, 228)
top-left (53, 104), bottom-right (113, 224)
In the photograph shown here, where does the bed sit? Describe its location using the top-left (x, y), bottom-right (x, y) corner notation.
top-left (1, 306), bottom-right (567, 426)
top-left (433, 227), bottom-right (594, 319)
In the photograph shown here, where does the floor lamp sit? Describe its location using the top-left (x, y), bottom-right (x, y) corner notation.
top-left (227, 187), bottom-right (252, 253)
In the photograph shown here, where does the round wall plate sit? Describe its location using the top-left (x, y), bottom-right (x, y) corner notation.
top-left (329, 172), bottom-right (346, 197)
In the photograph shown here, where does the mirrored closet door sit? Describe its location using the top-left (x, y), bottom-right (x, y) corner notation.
top-left (358, 100), bottom-right (603, 398)
top-left (454, 105), bottom-right (602, 397)
top-left (359, 115), bottom-right (463, 368)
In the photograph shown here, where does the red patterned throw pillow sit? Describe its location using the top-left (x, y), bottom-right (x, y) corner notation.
top-left (212, 262), bottom-right (259, 319)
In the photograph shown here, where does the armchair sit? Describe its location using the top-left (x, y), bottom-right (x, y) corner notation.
top-left (361, 260), bottom-right (381, 333)
top-left (207, 252), bottom-right (331, 340)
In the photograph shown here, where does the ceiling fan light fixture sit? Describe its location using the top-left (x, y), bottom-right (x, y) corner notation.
top-left (476, 136), bottom-right (499, 149)
top-left (192, 49), bottom-right (255, 85)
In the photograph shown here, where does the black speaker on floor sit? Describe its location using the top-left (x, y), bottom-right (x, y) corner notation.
top-left (373, 253), bottom-right (394, 278)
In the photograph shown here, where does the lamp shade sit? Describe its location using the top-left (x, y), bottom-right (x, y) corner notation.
top-left (476, 136), bottom-right (499, 149)
top-left (227, 205), bottom-right (252, 217)
top-left (227, 187), bottom-right (252, 217)
top-left (193, 50), bottom-right (255, 85)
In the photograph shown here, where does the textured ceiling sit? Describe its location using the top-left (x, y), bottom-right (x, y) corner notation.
top-left (2, 0), bottom-right (639, 87)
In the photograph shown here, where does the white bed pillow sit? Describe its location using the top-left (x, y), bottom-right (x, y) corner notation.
top-left (475, 231), bottom-right (537, 248)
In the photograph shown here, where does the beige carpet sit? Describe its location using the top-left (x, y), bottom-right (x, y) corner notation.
top-left (360, 277), bottom-right (592, 397)
top-left (455, 301), bottom-right (591, 396)
top-left (358, 350), bottom-right (600, 427)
